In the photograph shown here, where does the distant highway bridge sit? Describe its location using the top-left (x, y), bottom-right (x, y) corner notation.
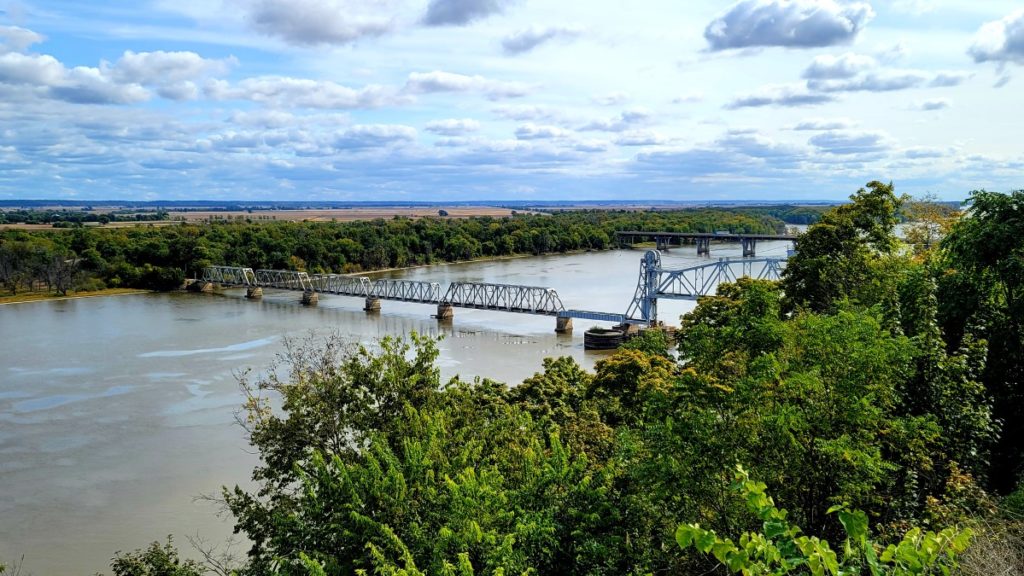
top-left (615, 230), bottom-right (797, 257)
top-left (197, 247), bottom-right (790, 329)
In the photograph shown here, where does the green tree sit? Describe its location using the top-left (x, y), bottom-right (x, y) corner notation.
top-left (676, 465), bottom-right (973, 576)
top-left (101, 537), bottom-right (204, 576)
top-left (782, 181), bottom-right (903, 313)
top-left (941, 190), bottom-right (1024, 492)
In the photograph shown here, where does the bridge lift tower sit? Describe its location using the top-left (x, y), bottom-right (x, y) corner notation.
top-left (624, 250), bottom-right (787, 325)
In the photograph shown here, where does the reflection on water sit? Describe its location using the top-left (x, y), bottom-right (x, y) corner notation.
top-left (0, 241), bottom-right (794, 575)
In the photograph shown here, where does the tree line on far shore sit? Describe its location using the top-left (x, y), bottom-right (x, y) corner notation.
top-left (0, 208), bottom-right (801, 295)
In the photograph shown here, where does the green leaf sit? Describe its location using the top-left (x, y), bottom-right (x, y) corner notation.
top-left (837, 509), bottom-right (868, 542)
top-left (696, 530), bottom-right (718, 554)
top-left (763, 520), bottom-right (787, 539)
top-left (712, 540), bottom-right (735, 563)
top-left (675, 524), bottom-right (696, 549)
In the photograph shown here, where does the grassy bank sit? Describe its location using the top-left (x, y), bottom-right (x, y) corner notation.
top-left (0, 288), bottom-right (150, 306)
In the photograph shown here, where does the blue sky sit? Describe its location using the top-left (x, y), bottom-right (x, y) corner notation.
top-left (0, 0), bottom-right (1022, 201)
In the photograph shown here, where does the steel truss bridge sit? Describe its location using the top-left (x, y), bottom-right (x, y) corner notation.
top-left (624, 250), bottom-right (786, 324)
top-left (615, 230), bottom-right (797, 257)
top-left (202, 266), bottom-right (570, 317)
top-left (202, 248), bottom-right (788, 329)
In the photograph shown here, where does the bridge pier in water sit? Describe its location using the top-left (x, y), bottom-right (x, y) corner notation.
top-left (245, 286), bottom-right (263, 299)
top-left (555, 316), bottom-right (573, 333)
top-left (436, 302), bottom-right (454, 320)
top-left (696, 237), bottom-right (711, 256)
top-left (364, 296), bottom-right (381, 312)
top-left (301, 290), bottom-right (318, 306)
top-left (742, 238), bottom-right (757, 257)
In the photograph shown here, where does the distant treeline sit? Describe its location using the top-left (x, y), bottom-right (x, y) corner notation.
top-left (0, 209), bottom-right (785, 293)
top-left (734, 204), bottom-right (827, 224)
top-left (0, 209), bottom-right (169, 226)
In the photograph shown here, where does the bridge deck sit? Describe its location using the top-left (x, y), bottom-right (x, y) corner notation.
top-left (615, 230), bottom-right (797, 241)
top-left (560, 310), bottom-right (626, 323)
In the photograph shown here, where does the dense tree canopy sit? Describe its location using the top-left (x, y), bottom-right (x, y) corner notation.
top-left (0, 208), bottom-right (784, 294)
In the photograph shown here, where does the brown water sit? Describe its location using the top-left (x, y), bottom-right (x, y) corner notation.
top-left (0, 242), bottom-right (794, 574)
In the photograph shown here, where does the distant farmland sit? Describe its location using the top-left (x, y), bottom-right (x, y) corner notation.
top-left (167, 206), bottom-right (531, 222)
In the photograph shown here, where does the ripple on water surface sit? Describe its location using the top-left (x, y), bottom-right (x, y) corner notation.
top-left (10, 385), bottom-right (134, 413)
top-left (137, 336), bottom-right (278, 358)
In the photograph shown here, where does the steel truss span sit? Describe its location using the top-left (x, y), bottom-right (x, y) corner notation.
top-left (626, 250), bottom-right (786, 325)
top-left (201, 267), bottom-right (567, 317)
top-left (202, 266), bottom-right (256, 286)
top-left (308, 274), bottom-right (372, 296)
top-left (370, 279), bottom-right (441, 303)
top-left (255, 269), bottom-right (313, 292)
top-left (442, 282), bottom-right (565, 316)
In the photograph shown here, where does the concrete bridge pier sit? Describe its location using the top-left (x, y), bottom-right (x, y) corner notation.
top-left (246, 286), bottom-right (263, 299)
top-left (742, 238), bottom-right (757, 257)
top-left (696, 237), bottom-right (711, 256)
top-left (555, 316), bottom-right (573, 333)
top-left (364, 296), bottom-right (381, 312)
top-left (301, 290), bottom-right (319, 306)
top-left (436, 303), bottom-right (454, 321)
top-left (187, 280), bottom-right (215, 293)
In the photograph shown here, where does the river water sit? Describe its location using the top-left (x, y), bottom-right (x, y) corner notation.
top-left (0, 240), bottom-right (794, 574)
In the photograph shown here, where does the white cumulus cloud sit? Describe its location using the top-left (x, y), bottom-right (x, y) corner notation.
top-left (425, 118), bottom-right (481, 135)
top-left (809, 130), bottom-right (891, 155)
top-left (514, 123), bottom-right (570, 140)
top-left (0, 25), bottom-right (44, 54)
top-left (206, 76), bottom-right (401, 109)
top-left (501, 25), bottom-right (582, 55)
top-left (404, 70), bottom-right (530, 100)
top-left (726, 83), bottom-right (834, 108)
top-left (247, 0), bottom-right (393, 46)
top-left (0, 52), bottom-right (150, 104)
top-left (112, 51), bottom-right (235, 101)
top-left (969, 9), bottom-right (1024, 65)
top-left (705, 0), bottom-right (874, 51)
top-left (802, 52), bottom-right (877, 79)
top-left (422, 0), bottom-right (518, 26)
top-left (915, 98), bottom-right (950, 111)
top-left (335, 124), bottom-right (416, 148)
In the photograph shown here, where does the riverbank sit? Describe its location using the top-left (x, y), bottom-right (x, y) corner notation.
top-left (0, 288), bottom-right (150, 306)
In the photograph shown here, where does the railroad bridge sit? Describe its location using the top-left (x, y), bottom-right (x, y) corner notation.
top-left (615, 230), bottom-right (797, 257)
top-left (197, 244), bottom-right (791, 330)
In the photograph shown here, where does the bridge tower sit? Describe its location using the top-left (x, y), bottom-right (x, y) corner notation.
top-left (624, 250), bottom-right (661, 325)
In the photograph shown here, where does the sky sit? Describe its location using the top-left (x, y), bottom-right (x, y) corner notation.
top-left (0, 0), bottom-right (1022, 202)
